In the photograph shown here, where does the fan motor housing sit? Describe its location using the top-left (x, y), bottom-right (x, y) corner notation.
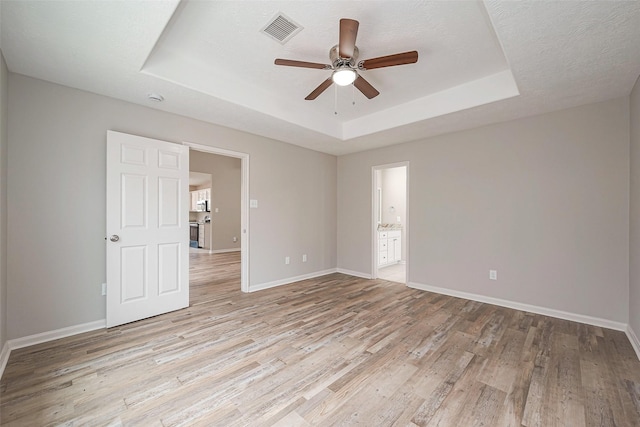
top-left (330, 45), bottom-right (359, 68)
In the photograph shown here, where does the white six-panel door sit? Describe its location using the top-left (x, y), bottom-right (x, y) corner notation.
top-left (106, 131), bottom-right (189, 328)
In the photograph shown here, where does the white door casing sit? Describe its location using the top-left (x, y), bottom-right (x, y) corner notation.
top-left (106, 131), bottom-right (189, 328)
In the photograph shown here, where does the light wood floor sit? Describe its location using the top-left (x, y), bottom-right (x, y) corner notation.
top-left (1, 252), bottom-right (640, 426)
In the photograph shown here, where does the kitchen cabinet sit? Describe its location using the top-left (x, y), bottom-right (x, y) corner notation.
top-left (198, 223), bottom-right (205, 248)
top-left (196, 222), bottom-right (212, 249)
top-left (190, 192), bottom-right (199, 212)
top-left (190, 188), bottom-right (211, 211)
top-left (196, 188), bottom-right (210, 202)
top-left (203, 223), bottom-right (211, 249)
top-left (378, 230), bottom-right (401, 267)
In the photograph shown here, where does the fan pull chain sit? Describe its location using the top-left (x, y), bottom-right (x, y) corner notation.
top-left (352, 83), bottom-right (356, 106)
top-left (334, 84), bottom-right (338, 115)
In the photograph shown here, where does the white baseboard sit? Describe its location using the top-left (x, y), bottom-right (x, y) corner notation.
top-left (0, 341), bottom-right (10, 380)
top-left (250, 269), bottom-right (338, 292)
top-left (408, 281), bottom-right (628, 332)
top-left (0, 319), bottom-right (106, 380)
top-left (626, 325), bottom-right (640, 361)
top-left (8, 319), bottom-right (106, 351)
top-left (209, 248), bottom-right (241, 254)
top-left (336, 268), bottom-right (372, 279)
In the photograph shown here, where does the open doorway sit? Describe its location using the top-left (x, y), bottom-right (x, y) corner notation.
top-left (185, 142), bottom-right (249, 292)
top-left (372, 162), bottom-right (408, 284)
top-left (188, 171), bottom-right (213, 254)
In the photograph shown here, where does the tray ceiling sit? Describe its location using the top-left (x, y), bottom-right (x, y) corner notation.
top-left (2, 1), bottom-right (640, 155)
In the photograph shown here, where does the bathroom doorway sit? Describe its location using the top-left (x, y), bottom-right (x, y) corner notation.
top-left (372, 162), bottom-right (408, 284)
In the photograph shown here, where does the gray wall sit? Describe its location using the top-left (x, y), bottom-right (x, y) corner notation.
top-left (338, 98), bottom-right (630, 323)
top-left (631, 75), bottom-right (640, 335)
top-left (7, 74), bottom-right (337, 340)
top-left (4, 70), bottom-right (636, 340)
top-left (0, 52), bottom-right (7, 351)
top-left (381, 167), bottom-right (406, 226)
top-left (190, 151), bottom-right (241, 251)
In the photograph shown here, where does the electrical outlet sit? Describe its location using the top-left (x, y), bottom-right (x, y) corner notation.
top-left (233, 236), bottom-right (237, 242)
top-left (215, 207), bottom-right (219, 213)
top-left (302, 254), bottom-right (307, 262)
top-left (489, 270), bottom-right (497, 280)
top-left (101, 283), bottom-right (106, 295)
top-left (285, 256), bottom-right (290, 265)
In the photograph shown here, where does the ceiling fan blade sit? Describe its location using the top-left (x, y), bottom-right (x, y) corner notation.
top-left (339, 18), bottom-right (359, 58)
top-left (275, 59), bottom-right (331, 69)
top-left (305, 78), bottom-right (334, 100)
top-left (359, 51), bottom-right (418, 70)
top-left (353, 75), bottom-right (380, 99)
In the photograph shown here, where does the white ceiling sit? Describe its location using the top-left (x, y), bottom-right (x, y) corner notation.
top-left (189, 172), bottom-right (211, 188)
top-left (2, 1), bottom-right (640, 156)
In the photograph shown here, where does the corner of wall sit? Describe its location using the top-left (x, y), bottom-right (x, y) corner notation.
top-left (630, 73), bottom-right (640, 343)
top-left (626, 324), bottom-right (640, 361)
top-left (0, 48), bottom-right (9, 375)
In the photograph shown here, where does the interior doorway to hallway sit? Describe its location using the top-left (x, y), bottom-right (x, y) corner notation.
top-left (372, 162), bottom-right (408, 284)
top-left (185, 142), bottom-right (250, 293)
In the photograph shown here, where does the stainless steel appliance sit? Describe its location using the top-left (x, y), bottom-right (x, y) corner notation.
top-left (189, 223), bottom-right (199, 248)
top-left (195, 200), bottom-right (209, 212)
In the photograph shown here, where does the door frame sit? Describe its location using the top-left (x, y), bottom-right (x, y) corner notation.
top-left (371, 161), bottom-right (409, 282)
top-left (183, 141), bottom-right (250, 293)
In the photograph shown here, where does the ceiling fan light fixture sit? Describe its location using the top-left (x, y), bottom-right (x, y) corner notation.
top-left (332, 68), bottom-right (357, 86)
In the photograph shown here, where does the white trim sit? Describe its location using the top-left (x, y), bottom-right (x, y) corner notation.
top-left (626, 325), bottom-right (640, 361)
top-left (0, 320), bottom-right (106, 380)
top-left (209, 248), bottom-right (241, 254)
top-left (408, 281), bottom-right (628, 332)
top-left (183, 143), bottom-right (247, 160)
top-left (183, 141), bottom-right (250, 293)
top-left (371, 167), bottom-right (378, 279)
top-left (0, 341), bottom-right (10, 380)
top-left (250, 269), bottom-right (337, 292)
top-left (336, 268), bottom-right (372, 279)
top-left (8, 319), bottom-right (106, 351)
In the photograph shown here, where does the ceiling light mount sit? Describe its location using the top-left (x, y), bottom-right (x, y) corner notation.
top-left (330, 45), bottom-right (359, 66)
top-left (147, 93), bottom-right (164, 102)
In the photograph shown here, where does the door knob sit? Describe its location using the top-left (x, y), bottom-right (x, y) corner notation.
top-left (110, 235), bottom-right (120, 242)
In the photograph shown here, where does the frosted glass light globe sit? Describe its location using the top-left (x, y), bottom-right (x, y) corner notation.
top-left (332, 68), bottom-right (357, 86)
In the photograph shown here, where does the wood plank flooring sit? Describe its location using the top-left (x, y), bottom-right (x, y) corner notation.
top-left (1, 251), bottom-right (640, 426)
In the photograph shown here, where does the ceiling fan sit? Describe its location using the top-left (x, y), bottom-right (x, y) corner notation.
top-left (274, 18), bottom-right (418, 100)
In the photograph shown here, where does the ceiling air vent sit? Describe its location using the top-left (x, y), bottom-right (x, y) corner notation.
top-left (261, 13), bottom-right (303, 44)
